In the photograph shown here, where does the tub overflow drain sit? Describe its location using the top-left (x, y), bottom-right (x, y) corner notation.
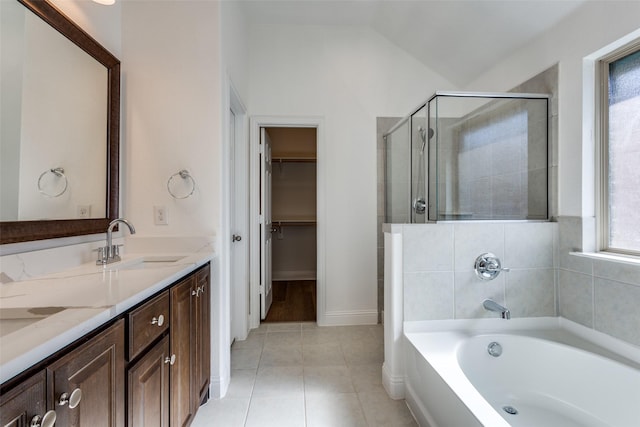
top-left (502, 406), bottom-right (518, 415)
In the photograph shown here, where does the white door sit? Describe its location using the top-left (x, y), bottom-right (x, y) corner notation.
top-left (230, 109), bottom-right (245, 339)
top-left (260, 128), bottom-right (273, 319)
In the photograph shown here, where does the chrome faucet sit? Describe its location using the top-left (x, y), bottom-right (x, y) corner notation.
top-left (483, 299), bottom-right (511, 320)
top-left (96, 218), bottom-right (136, 265)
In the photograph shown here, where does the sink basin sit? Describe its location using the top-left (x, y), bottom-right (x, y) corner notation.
top-left (108, 255), bottom-right (187, 271)
top-left (0, 306), bottom-right (67, 337)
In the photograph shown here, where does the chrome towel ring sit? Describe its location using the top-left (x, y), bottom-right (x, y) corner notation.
top-left (167, 169), bottom-right (196, 199)
top-left (37, 167), bottom-right (68, 198)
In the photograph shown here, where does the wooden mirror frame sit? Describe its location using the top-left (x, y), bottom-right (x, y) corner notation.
top-left (0, 0), bottom-right (119, 245)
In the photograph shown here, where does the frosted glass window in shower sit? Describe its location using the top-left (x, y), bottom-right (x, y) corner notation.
top-left (606, 48), bottom-right (640, 253)
top-left (429, 95), bottom-right (548, 221)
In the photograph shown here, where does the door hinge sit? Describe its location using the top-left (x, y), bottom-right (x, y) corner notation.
top-left (259, 284), bottom-right (264, 294)
top-left (259, 215), bottom-right (264, 224)
top-left (259, 143), bottom-right (264, 154)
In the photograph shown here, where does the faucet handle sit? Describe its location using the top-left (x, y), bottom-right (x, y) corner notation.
top-left (474, 253), bottom-right (509, 281)
top-left (95, 247), bottom-right (107, 265)
top-left (112, 244), bottom-right (124, 257)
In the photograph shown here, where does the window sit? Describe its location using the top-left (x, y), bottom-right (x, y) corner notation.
top-left (598, 43), bottom-right (640, 255)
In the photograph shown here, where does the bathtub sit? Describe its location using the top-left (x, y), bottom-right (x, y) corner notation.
top-left (403, 318), bottom-right (640, 427)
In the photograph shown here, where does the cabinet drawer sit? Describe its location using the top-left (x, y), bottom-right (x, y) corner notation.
top-left (196, 264), bottom-right (209, 285)
top-left (128, 291), bottom-right (169, 360)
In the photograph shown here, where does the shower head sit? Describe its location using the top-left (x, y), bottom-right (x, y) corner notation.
top-left (417, 126), bottom-right (434, 151)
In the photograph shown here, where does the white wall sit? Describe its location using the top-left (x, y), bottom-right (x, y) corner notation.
top-left (247, 24), bottom-right (457, 321)
top-left (221, 0), bottom-right (250, 106)
top-left (121, 1), bottom-right (222, 238)
top-left (463, 1), bottom-right (640, 217)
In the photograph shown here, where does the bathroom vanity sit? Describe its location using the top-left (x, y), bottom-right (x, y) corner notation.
top-left (0, 251), bottom-right (213, 427)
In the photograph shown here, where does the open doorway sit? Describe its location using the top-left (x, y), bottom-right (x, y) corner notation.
top-left (262, 127), bottom-right (317, 322)
top-left (249, 116), bottom-right (327, 329)
top-left (260, 127), bottom-right (317, 323)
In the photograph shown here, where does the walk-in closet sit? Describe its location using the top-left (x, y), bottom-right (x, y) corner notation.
top-left (263, 127), bottom-right (317, 322)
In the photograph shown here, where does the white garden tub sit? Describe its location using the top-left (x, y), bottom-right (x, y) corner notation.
top-left (403, 318), bottom-right (640, 427)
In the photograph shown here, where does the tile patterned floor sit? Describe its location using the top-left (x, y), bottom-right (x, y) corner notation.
top-left (191, 323), bottom-right (417, 427)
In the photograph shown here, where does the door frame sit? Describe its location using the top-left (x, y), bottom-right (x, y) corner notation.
top-left (249, 116), bottom-right (326, 329)
top-left (228, 84), bottom-right (249, 342)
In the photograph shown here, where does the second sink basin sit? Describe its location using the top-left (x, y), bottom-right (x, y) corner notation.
top-left (108, 255), bottom-right (187, 271)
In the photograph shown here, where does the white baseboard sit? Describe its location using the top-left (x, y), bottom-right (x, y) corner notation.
top-left (382, 362), bottom-right (405, 400)
top-left (319, 309), bottom-right (378, 326)
top-left (209, 374), bottom-right (230, 399)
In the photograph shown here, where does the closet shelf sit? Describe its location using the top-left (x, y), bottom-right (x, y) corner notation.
top-left (271, 156), bottom-right (316, 163)
top-left (272, 217), bottom-right (316, 226)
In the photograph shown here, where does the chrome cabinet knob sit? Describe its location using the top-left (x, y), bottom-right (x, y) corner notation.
top-left (164, 354), bottom-right (176, 365)
top-left (30, 410), bottom-right (56, 427)
top-left (151, 315), bottom-right (165, 327)
top-left (58, 387), bottom-right (82, 408)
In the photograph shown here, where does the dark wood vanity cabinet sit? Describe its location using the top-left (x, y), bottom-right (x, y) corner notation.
top-left (0, 371), bottom-right (47, 427)
top-left (47, 319), bottom-right (125, 427)
top-left (170, 276), bottom-right (197, 427)
top-left (1, 263), bottom-right (210, 427)
top-left (0, 321), bottom-right (125, 427)
top-left (168, 263), bottom-right (211, 426)
top-left (127, 263), bottom-right (211, 427)
top-left (194, 266), bottom-right (211, 407)
top-left (127, 336), bottom-right (171, 427)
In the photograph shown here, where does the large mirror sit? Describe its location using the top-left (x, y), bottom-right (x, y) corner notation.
top-left (0, 0), bottom-right (119, 244)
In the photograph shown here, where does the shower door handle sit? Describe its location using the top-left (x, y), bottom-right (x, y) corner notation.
top-left (413, 198), bottom-right (426, 214)
top-left (232, 234), bottom-right (242, 242)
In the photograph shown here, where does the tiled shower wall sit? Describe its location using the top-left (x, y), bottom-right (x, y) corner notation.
top-left (393, 218), bottom-right (640, 349)
top-left (401, 222), bottom-right (557, 321)
top-left (558, 217), bottom-right (640, 347)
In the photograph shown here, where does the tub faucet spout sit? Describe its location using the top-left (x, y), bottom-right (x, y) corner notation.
top-left (483, 299), bottom-right (511, 320)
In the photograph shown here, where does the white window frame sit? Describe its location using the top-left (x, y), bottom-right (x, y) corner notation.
top-left (596, 39), bottom-right (640, 257)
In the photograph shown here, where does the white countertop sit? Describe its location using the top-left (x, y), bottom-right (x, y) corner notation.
top-left (0, 248), bottom-right (215, 384)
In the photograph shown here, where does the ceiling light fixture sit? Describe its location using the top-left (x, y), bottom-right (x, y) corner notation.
top-left (92, 0), bottom-right (115, 5)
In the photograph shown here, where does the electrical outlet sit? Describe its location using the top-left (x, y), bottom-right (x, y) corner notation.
top-left (77, 205), bottom-right (91, 218)
top-left (154, 206), bottom-right (168, 225)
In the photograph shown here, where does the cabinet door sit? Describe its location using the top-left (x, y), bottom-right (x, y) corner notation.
top-left (170, 277), bottom-right (196, 427)
top-left (128, 335), bottom-right (170, 427)
top-left (0, 371), bottom-right (48, 427)
top-left (47, 319), bottom-right (125, 427)
top-left (194, 266), bottom-right (210, 407)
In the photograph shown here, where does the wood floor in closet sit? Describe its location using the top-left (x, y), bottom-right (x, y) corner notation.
top-left (263, 280), bottom-right (316, 322)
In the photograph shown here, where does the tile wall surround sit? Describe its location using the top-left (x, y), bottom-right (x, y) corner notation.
top-left (558, 216), bottom-right (640, 347)
top-left (401, 221), bottom-right (558, 322)
top-left (394, 217), bottom-right (640, 349)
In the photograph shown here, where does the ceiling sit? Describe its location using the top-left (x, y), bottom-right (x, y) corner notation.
top-left (238, 0), bottom-right (586, 87)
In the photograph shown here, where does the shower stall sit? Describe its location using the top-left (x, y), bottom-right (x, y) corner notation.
top-left (384, 91), bottom-right (549, 223)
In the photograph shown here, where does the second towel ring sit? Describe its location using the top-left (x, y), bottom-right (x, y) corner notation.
top-left (167, 169), bottom-right (196, 199)
top-left (38, 167), bottom-right (68, 198)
